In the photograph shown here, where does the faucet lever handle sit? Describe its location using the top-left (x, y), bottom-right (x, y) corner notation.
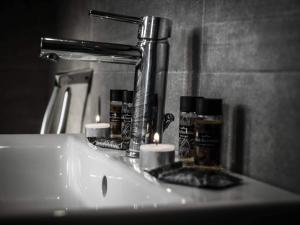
top-left (89, 10), bottom-right (142, 24)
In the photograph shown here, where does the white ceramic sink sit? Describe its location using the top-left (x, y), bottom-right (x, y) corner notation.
top-left (0, 134), bottom-right (185, 215)
top-left (0, 134), bottom-right (299, 224)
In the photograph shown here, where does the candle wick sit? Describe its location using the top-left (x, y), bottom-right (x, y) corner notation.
top-left (153, 132), bottom-right (160, 145)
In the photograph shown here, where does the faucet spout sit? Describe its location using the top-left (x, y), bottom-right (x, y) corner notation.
top-left (40, 10), bottom-right (172, 156)
top-left (40, 37), bottom-right (141, 65)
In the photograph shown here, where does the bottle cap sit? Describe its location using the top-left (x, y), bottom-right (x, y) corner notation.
top-left (110, 89), bottom-right (124, 101)
top-left (180, 96), bottom-right (196, 113)
top-left (195, 97), bottom-right (206, 115)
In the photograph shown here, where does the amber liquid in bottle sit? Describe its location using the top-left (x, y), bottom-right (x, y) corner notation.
top-left (110, 101), bottom-right (122, 138)
top-left (193, 116), bottom-right (223, 166)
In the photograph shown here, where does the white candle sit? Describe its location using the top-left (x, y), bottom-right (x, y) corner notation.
top-left (85, 123), bottom-right (110, 138)
top-left (85, 123), bottom-right (110, 129)
top-left (141, 132), bottom-right (175, 151)
top-left (140, 144), bottom-right (175, 152)
top-left (140, 133), bottom-right (175, 170)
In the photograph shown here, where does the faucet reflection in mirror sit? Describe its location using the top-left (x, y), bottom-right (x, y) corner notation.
top-left (40, 10), bottom-right (172, 157)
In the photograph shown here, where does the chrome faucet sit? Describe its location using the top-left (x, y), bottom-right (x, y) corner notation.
top-left (40, 10), bottom-right (172, 157)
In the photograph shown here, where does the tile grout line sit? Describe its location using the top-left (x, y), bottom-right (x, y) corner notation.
top-left (204, 11), bottom-right (300, 26)
top-left (200, 0), bottom-right (206, 75)
top-left (90, 70), bottom-right (300, 75)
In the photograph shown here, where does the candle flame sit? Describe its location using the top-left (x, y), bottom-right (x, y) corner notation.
top-left (153, 132), bottom-right (160, 144)
top-left (95, 115), bottom-right (101, 123)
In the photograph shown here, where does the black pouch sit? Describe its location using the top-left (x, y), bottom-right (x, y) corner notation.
top-left (88, 137), bottom-right (129, 150)
top-left (148, 161), bottom-right (242, 189)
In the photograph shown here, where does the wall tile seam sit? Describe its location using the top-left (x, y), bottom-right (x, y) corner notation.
top-left (203, 12), bottom-right (300, 26)
top-left (200, 0), bottom-right (206, 74)
top-left (91, 71), bottom-right (134, 73)
top-left (91, 70), bottom-right (198, 74)
top-left (167, 71), bottom-right (300, 75)
top-left (202, 40), bottom-right (300, 46)
top-left (203, 32), bottom-right (300, 43)
top-left (200, 71), bottom-right (300, 74)
top-left (90, 71), bottom-right (300, 75)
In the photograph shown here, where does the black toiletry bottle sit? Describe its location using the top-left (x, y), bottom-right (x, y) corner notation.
top-left (110, 89), bottom-right (124, 139)
top-left (121, 90), bottom-right (133, 141)
top-left (179, 96), bottom-right (198, 165)
top-left (193, 98), bottom-right (223, 166)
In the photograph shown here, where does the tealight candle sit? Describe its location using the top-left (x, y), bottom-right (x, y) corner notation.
top-left (85, 123), bottom-right (110, 138)
top-left (140, 132), bottom-right (175, 170)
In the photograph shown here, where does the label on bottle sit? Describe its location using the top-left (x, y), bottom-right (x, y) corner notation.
top-left (110, 102), bottom-right (122, 138)
top-left (193, 119), bottom-right (222, 166)
top-left (178, 113), bottom-right (195, 163)
top-left (121, 103), bottom-right (132, 140)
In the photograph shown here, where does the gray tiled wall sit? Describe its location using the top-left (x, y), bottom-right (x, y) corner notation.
top-left (1, 0), bottom-right (299, 193)
top-left (200, 0), bottom-right (300, 193)
top-left (56, 0), bottom-right (300, 193)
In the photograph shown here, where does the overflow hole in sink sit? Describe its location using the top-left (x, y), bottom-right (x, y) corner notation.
top-left (102, 175), bottom-right (108, 197)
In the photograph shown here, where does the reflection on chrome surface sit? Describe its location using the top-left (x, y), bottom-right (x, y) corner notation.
top-left (40, 9), bottom-right (173, 154)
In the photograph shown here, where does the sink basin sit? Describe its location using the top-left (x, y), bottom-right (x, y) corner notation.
top-left (0, 134), bottom-right (185, 214)
top-left (0, 134), bottom-right (299, 224)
